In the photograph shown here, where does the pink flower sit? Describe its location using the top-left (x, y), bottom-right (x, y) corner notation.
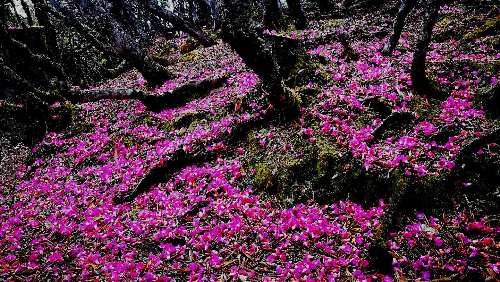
top-left (416, 121), bottom-right (437, 136)
top-left (434, 236), bottom-right (444, 247)
top-left (210, 251), bottom-right (221, 268)
top-left (48, 252), bottom-right (64, 263)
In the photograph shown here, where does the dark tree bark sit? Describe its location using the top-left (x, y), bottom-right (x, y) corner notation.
top-left (342, 0), bottom-right (354, 9)
top-left (317, 0), bottom-right (332, 12)
top-left (108, 15), bottom-right (170, 86)
top-left (32, 0), bottom-right (61, 58)
top-left (0, 60), bottom-right (54, 105)
top-left (219, 0), bottom-right (303, 112)
top-left (19, 0), bottom-right (35, 26)
top-left (483, 85), bottom-right (499, 118)
top-left (369, 111), bottom-right (415, 144)
top-left (41, 2), bottom-right (116, 57)
top-left (285, 0), bottom-right (307, 29)
top-left (2, 33), bottom-right (67, 85)
top-left (146, 0), bottom-right (215, 47)
top-left (47, 0), bottom-right (170, 86)
top-left (207, 0), bottom-right (221, 30)
top-left (263, 0), bottom-right (281, 30)
top-left (194, 0), bottom-right (211, 26)
top-left (0, 8), bottom-right (69, 91)
top-left (381, 0), bottom-right (417, 55)
top-left (411, 0), bottom-right (441, 96)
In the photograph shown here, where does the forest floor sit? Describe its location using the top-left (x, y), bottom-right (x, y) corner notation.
top-left (1, 1), bottom-right (499, 281)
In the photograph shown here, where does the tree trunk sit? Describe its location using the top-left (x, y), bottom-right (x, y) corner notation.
top-left (42, 2), bottom-right (116, 57)
top-left (285, 0), bottom-right (307, 29)
top-left (207, 0), bottom-right (221, 30)
top-left (0, 12), bottom-right (68, 90)
top-left (382, 0), bottom-right (417, 55)
top-left (411, 0), bottom-right (441, 96)
top-left (263, 0), bottom-right (281, 30)
top-left (220, 0), bottom-right (302, 113)
top-left (32, 0), bottom-right (60, 58)
top-left (108, 15), bottom-right (170, 86)
top-left (317, 0), bottom-right (332, 13)
top-left (194, 0), bottom-right (211, 26)
top-left (146, 0), bottom-right (215, 47)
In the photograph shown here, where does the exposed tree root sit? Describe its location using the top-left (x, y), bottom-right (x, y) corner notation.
top-left (361, 96), bottom-right (392, 117)
top-left (370, 111), bottom-right (415, 143)
top-left (66, 74), bottom-right (229, 111)
top-left (103, 61), bottom-right (132, 78)
top-left (338, 33), bottom-right (360, 62)
top-left (113, 109), bottom-right (275, 204)
top-left (113, 149), bottom-right (215, 204)
top-left (143, 74), bottom-right (229, 112)
top-left (455, 126), bottom-right (500, 167)
top-left (67, 88), bottom-right (146, 103)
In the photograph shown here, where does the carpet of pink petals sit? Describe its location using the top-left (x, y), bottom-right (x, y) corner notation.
top-left (1, 4), bottom-right (499, 281)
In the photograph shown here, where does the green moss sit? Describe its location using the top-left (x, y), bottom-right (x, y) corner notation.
top-left (254, 162), bottom-right (276, 192)
top-left (246, 130), bottom-right (261, 156)
top-left (463, 17), bottom-right (500, 41)
top-left (286, 87), bottom-right (303, 112)
top-left (136, 115), bottom-right (156, 127)
top-left (188, 117), bottom-right (208, 130)
top-left (179, 49), bottom-right (200, 62)
top-left (161, 111), bottom-right (206, 132)
top-left (316, 141), bottom-right (337, 176)
top-left (483, 35), bottom-right (500, 48)
top-left (468, 60), bottom-right (500, 75)
top-left (436, 14), bottom-right (454, 30)
top-left (409, 95), bottom-right (438, 119)
top-left (323, 19), bottom-right (346, 29)
top-left (160, 121), bottom-right (175, 132)
top-left (121, 135), bottom-right (137, 148)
